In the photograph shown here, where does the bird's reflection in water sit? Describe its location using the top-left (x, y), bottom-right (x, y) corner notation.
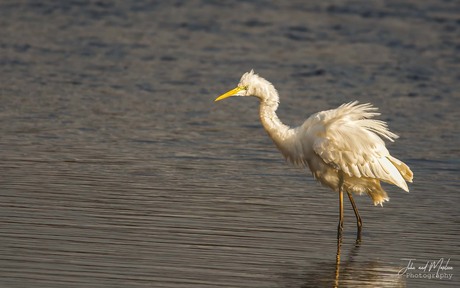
top-left (279, 244), bottom-right (406, 288)
top-left (332, 244), bottom-right (405, 287)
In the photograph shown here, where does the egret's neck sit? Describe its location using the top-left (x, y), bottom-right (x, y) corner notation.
top-left (258, 98), bottom-right (291, 147)
top-left (249, 77), bottom-right (292, 149)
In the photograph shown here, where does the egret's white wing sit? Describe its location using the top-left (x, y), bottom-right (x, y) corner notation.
top-left (307, 102), bottom-right (410, 191)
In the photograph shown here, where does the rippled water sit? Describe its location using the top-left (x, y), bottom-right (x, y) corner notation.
top-left (1, 1), bottom-right (459, 287)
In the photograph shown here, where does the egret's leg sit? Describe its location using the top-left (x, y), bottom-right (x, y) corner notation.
top-left (336, 173), bottom-right (345, 266)
top-left (336, 186), bottom-right (344, 266)
top-left (347, 191), bottom-right (362, 244)
top-left (337, 187), bottom-right (344, 242)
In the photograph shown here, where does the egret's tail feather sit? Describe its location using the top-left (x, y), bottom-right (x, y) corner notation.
top-left (345, 177), bottom-right (389, 206)
top-left (366, 181), bottom-right (389, 206)
top-left (370, 190), bottom-right (389, 206)
top-left (387, 155), bottom-right (413, 184)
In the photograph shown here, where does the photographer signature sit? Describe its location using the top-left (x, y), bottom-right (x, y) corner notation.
top-left (398, 258), bottom-right (453, 277)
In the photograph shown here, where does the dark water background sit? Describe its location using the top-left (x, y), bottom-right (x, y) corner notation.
top-left (0, 1), bottom-right (459, 287)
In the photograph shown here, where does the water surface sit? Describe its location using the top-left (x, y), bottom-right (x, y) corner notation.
top-left (0, 1), bottom-right (459, 287)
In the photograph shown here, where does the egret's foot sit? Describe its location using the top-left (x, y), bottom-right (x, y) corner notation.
top-left (355, 224), bottom-right (362, 246)
top-left (355, 237), bottom-right (362, 246)
top-left (336, 236), bottom-right (343, 264)
top-left (337, 223), bottom-right (344, 242)
top-left (336, 222), bottom-right (344, 262)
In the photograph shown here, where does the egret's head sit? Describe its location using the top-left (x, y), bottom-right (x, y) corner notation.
top-left (215, 70), bottom-right (264, 101)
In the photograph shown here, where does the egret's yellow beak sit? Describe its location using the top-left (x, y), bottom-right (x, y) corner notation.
top-left (215, 86), bottom-right (244, 102)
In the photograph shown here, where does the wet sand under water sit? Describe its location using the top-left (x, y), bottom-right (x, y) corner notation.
top-left (0, 1), bottom-right (459, 287)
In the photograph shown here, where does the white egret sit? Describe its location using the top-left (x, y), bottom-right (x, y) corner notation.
top-left (215, 70), bottom-right (413, 244)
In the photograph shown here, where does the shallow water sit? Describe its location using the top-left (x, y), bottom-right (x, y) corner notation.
top-left (0, 1), bottom-right (459, 287)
